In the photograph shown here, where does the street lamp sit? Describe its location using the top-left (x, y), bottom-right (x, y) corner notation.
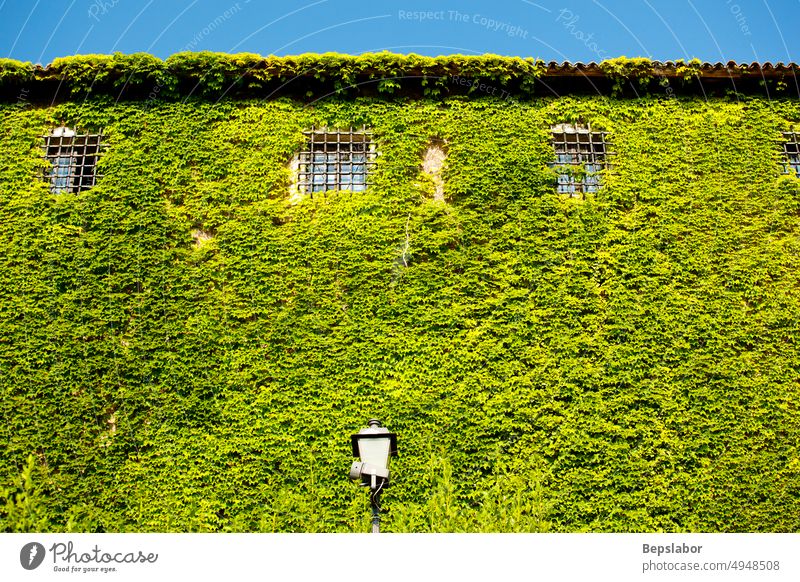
top-left (349, 419), bottom-right (398, 533)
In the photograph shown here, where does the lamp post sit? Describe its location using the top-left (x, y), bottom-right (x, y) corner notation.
top-left (349, 419), bottom-right (398, 533)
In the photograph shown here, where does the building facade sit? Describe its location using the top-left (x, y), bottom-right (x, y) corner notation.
top-left (1, 53), bottom-right (799, 532)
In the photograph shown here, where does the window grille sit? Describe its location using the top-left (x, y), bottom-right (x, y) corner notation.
top-left (549, 123), bottom-right (612, 197)
top-left (42, 127), bottom-right (105, 193)
top-left (781, 132), bottom-right (800, 176)
top-left (298, 127), bottom-right (376, 195)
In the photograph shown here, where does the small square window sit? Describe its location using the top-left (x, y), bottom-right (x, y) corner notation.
top-left (781, 132), bottom-right (800, 176)
top-left (297, 127), bottom-right (376, 195)
top-left (549, 123), bottom-right (612, 197)
top-left (42, 127), bottom-right (106, 193)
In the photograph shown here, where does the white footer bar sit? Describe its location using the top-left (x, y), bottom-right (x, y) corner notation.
top-left (1, 533), bottom-right (798, 582)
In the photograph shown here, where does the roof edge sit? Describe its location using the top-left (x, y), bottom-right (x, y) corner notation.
top-left (1, 52), bottom-right (798, 102)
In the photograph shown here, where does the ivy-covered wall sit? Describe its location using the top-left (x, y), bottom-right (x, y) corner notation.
top-left (1, 89), bottom-right (800, 532)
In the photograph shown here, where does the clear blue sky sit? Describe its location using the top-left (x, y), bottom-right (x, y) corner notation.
top-left (0, 0), bottom-right (797, 65)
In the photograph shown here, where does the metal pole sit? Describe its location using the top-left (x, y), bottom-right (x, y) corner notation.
top-left (370, 489), bottom-right (381, 533)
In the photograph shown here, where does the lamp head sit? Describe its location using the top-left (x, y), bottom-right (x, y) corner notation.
top-left (349, 419), bottom-right (398, 488)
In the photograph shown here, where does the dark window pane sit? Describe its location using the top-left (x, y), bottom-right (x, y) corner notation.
top-left (299, 128), bottom-right (375, 194)
top-left (552, 125), bottom-right (609, 195)
top-left (42, 130), bottom-right (104, 193)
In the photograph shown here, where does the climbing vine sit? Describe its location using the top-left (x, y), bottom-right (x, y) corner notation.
top-left (0, 82), bottom-right (799, 532)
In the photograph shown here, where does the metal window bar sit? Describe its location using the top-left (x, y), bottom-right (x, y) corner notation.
top-left (298, 126), bottom-right (377, 195)
top-left (41, 129), bottom-right (106, 194)
top-left (549, 123), bottom-right (613, 198)
top-left (781, 131), bottom-right (800, 176)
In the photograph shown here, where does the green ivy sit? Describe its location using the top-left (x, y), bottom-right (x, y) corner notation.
top-left (0, 92), bottom-right (799, 532)
top-left (0, 58), bottom-right (34, 88)
top-left (0, 52), bottom-right (549, 100)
